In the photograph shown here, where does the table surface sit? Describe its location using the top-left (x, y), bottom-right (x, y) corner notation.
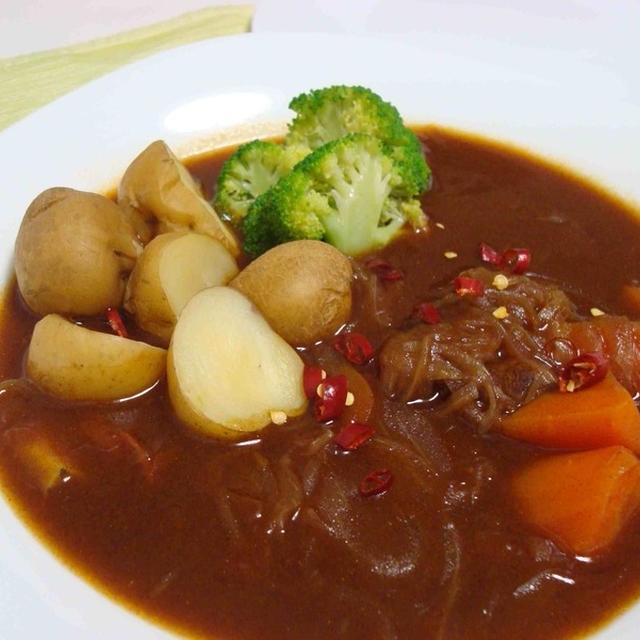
top-left (2, 0), bottom-right (640, 58)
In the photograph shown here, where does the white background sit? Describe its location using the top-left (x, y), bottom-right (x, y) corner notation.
top-left (2, 0), bottom-right (639, 60)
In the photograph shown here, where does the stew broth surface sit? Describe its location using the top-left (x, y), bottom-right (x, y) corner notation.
top-left (1, 126), bottom-right (640, 640)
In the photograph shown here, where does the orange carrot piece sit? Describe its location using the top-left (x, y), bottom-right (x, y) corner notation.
top-left (567, 318), bottom-right (640, 394)
top-left (338, 362), bottom-right (374, 426)
top-left (498, 373), bottom-right (640, 453)
top-left (512, 446), bottom-right (640, 555)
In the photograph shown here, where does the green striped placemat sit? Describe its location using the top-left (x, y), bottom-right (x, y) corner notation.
top-left (0, 5), bottom-right (254, 130)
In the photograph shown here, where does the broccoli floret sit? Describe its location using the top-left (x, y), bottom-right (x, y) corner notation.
top-left (286, 85), bottom-right (431, 193)
top-left (287, 86), bottom-right (403, 149)
top-left (214, 140), bottom-right (293, 225)
top-left (243, 133), bottom-right (427, 258)
top-left (242, 171), bottom-right (325, 257)
top-left (392, 127), bottom-right (431, 195)
top-left (215, 86), bottom-right (431, 232)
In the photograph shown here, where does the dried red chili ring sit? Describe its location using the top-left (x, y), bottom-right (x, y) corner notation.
top-left (334, 332), bottom-right (375, 365)
top-left (359, 469), bottom-right (393, 497)
top-left (303, 365), bottom-right (326, 399)
top-left (454, 276), bottom-right (484, 297)
top-left (558, 351), bottom-right (608, 392)
top-left (415, 302), bottom-right (440, 324)
top-left (314, 374), bottom-right (348, 421)
top-left (501, 248), bottom-right (531, 274)
top-left (479, 242), bottom-right (502, 265)
top-left (333, 422), bottom-right (375, 451)
top-left (106, 307), bottom-right (128, 338)
top-left (365, 257), bottom-right (404, 282)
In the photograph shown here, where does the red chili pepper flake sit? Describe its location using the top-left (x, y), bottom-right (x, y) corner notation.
top-left (501, 248), bottom-right (531, 275)
top-left (359, 469), bottom-right (393, 497)
top-left (479, 243), bottom-right (532, 274)
top-left (334, 332), bottom-right (375, 365)
top-left (479, 242), bottom-right (502, 265)
top-left (365, 257), bottom-right (404, 282)
top-left (106, 308), bottom-right (128, 338)
top-left (558, 351), bottom-right (608, 392)
top-left (333, 422), bottom-right (374, 451)
top-left (415, 302), bottom-right (440, 324)
top-left (303, 365), bottom-right (326, 399)
top-left (315, 374), bottom-right (348, 421)
top-left (454, 277), bottom-right (484, 297)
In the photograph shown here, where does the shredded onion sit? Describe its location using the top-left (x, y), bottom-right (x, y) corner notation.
top-left (379, 268), bottom-right (581, 430)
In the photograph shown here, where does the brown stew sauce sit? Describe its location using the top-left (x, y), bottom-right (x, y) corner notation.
top-left (2, 127), bottom-right (640, 640)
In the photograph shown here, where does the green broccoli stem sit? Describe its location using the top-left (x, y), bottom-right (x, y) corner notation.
top-left (320, 152), bottom-right (403, 255)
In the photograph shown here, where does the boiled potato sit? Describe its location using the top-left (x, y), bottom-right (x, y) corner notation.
top-left (230, 240), bottom-right (352, 346)
top-left (118, 140), bottom-right (239, 256)
top-left (15, 187), bottom-right (141, 316)
top-left (27, 314), bottom-right (166, 401)
top-left (168, 287), bottom-right (307, 439)
top-left (124, 231), bottom-right (239, 344)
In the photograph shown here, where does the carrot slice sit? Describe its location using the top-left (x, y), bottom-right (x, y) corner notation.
top-left (567, 317), bottom-right (640, 394)
top-left (512, 446), bottom-right (640, 555)
top-left (338, 362), bottom-right (374, 425)
top-left (498, 373), bottom-right (640, 453)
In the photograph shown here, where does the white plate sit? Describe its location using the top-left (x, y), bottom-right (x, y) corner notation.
top-left (0, 32), bottom-right (639, 639)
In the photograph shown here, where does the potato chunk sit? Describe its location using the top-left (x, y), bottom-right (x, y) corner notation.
top-left (125, 232), bottom-right (238, 344)
top-left (168, 287), bottom-right (307, 438)
top-left (14, 187), bottom-right (141, 316)
top-left (27, 314), bottom-right (166, 401)
top-left (118, 140), bottom-right (239, 255)
top-left (230, 240), bottom-right (352, 346)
